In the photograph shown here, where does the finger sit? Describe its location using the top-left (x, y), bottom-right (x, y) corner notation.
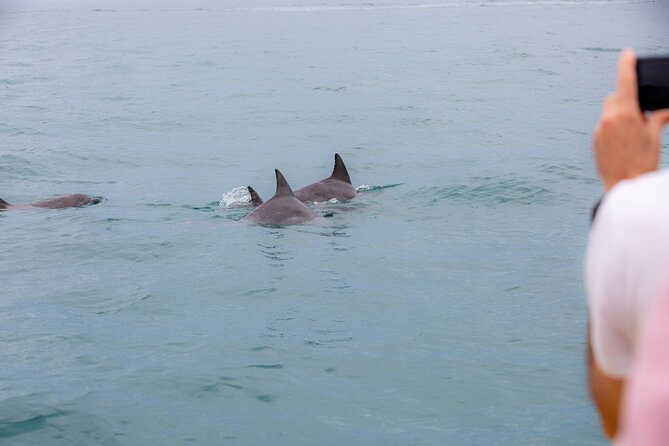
top-left (599, 93), bottom-right (617, 120)
top-left (604, 93), bottom-right (617, 110)
top-left (648, 110), bottom-right (669, 137)
top-left (617, 48), bottom-right (638, 106)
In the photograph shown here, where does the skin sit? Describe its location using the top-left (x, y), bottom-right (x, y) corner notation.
top-left (588, 326), bottom-right (624, 439)
top-left (589, 49), bottom-right (669, 440)
top-left (593, 49), bottom-right (669, 192)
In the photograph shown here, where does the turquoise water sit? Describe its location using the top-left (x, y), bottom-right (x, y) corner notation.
top-left (1, 0), bottom-right (668, 444)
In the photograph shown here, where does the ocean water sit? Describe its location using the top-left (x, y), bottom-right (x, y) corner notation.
top-left (1, 0), bottom-right (668, 444)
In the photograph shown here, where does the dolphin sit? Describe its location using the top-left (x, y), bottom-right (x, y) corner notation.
top-left (243, 170), bottom-right (320, 225)
top-left (247, 186), bottom-right (264, 207)
top-left (0, 194), bottom-right (101, 211)
top-left (247, 153), bottom-right (357, 206)
top-left (294, 153), bottom-right (357, 203)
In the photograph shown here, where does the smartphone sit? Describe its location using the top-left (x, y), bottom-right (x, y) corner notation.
top-left (637, 56), bottom-right (669, 111)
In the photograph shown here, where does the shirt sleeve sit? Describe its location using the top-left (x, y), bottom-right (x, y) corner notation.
top-left (585, 197), bottom-right (634, 378)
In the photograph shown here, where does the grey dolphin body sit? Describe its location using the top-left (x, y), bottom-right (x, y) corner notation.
top-left (0, 194), bottom-right (101, 211)
top-left (294, 153), bottom-right (357, 203)
top-left (243, 170), bottom-right (320, 225)
top-left (246, 154), bottom-right (357, 207)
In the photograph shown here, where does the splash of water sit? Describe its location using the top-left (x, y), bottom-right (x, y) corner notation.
top-left (219, 186), bottom-right (251, 208)
top-left (356, 184), bottom-right (376, 192)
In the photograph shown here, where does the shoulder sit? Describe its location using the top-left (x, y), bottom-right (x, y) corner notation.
top-left (591, 169), bottom-right (669, 246)
top-left (588, 168), bottom-right (669, 292)
top-left (600, 169), bottom-right (669, 223)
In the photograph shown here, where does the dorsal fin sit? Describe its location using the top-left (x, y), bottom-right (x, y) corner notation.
top-left (330, 153), bottom-right (352, 184)
top-left (0, 198), bottom-right (10, 209)
top-left (274, 169), bottom-right (295, 197)
top-left (247, 186), bottom-right (264, 206)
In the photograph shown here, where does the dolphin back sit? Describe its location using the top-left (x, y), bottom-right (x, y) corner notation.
top-left (243, 170), bottom-right (320, 225)
top-left (292, 153), bottom-right (357, 203)
top-left (0, 198), bottom-right (9, 209)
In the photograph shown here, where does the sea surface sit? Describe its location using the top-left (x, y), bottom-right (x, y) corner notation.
top-left (1, 0), bottom-right (668, 444)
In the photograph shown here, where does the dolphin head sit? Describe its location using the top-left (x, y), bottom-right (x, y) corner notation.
top-left (30, 194), bottom-right (102, 208)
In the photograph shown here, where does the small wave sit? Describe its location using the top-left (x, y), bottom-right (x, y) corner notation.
top-left (239, 2), bottom-right (467, 12)
top-left (220, 186), bottom-right (251, 208)
top-left (584, 47), bottom-right (621, 53)
top-left (313, 86), bottom-right (347, 92)
top-left (0, 415), bottom-right (48, 439)
top-left (0, 154), bottom-right (51, 179)
top-left (539, 163), bottom-right (598, 184)
top-left (243, 288), bottom-right (278, 297)
top-left (311, 198), bottom-right (340, 205)
top-left (237, 1), bottom-right (619, 13)
top-left (412, 177), bottom-right (554, 206)
top-left (356, 183), bottom-right (402, 192)
top-left (246, 364), bottom-right (284, 369)
top-left (181, 202), bottom-right (219, 212)
top-left (0, 402), bottom-right (69, 440)
top-left (533, 68), bottom-right (558, 76)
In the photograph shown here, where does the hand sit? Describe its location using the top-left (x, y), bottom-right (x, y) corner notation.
top-left (593, 49), bottom-right (669, 191)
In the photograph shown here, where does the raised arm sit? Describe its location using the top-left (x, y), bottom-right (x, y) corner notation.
top-left (593, 49), bottom-right (669, 191)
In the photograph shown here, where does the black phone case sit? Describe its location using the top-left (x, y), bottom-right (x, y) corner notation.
top-left (637, 57), bottom-right (669, 112)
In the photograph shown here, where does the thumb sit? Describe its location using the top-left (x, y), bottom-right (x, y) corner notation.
top-left (648, 109), bottom-right (669, 137)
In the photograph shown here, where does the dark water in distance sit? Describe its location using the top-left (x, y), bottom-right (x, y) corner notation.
top-left (1, 0), bottom-right (668, 444)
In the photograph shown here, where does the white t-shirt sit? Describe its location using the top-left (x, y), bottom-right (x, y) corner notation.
top-left (586, 169), bottom-right (669, 378)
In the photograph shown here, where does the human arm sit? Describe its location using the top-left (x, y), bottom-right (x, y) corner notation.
top-left (593, 49), bottom-right (669, 191)
top-left (588, 325), bottom-right (625, 440)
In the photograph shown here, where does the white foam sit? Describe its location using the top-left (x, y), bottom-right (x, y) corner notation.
top-left (356, 184), bottom-right (378, 192)
top-left (310, 198), bottom-right (341, 205)
top-left (220, 186), bottom-right (251, 208)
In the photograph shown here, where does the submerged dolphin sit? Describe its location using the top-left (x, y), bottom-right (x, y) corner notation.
top-left (0, 194), bottom-right (101, 211)
top-left (294, 153), bottom-right (357, 203)
top-left (243, 170), bottom-right (320, 225)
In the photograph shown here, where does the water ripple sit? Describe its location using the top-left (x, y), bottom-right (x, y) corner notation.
top-left (411, 176), bottom-right (554, 206)
top-left (0, 402), bottom-right (70, 440)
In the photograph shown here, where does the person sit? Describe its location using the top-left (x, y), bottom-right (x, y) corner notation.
top-left (586, 48), bottom-right (669, 440)
top-left (616, 276), bottom-right (669, 445)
